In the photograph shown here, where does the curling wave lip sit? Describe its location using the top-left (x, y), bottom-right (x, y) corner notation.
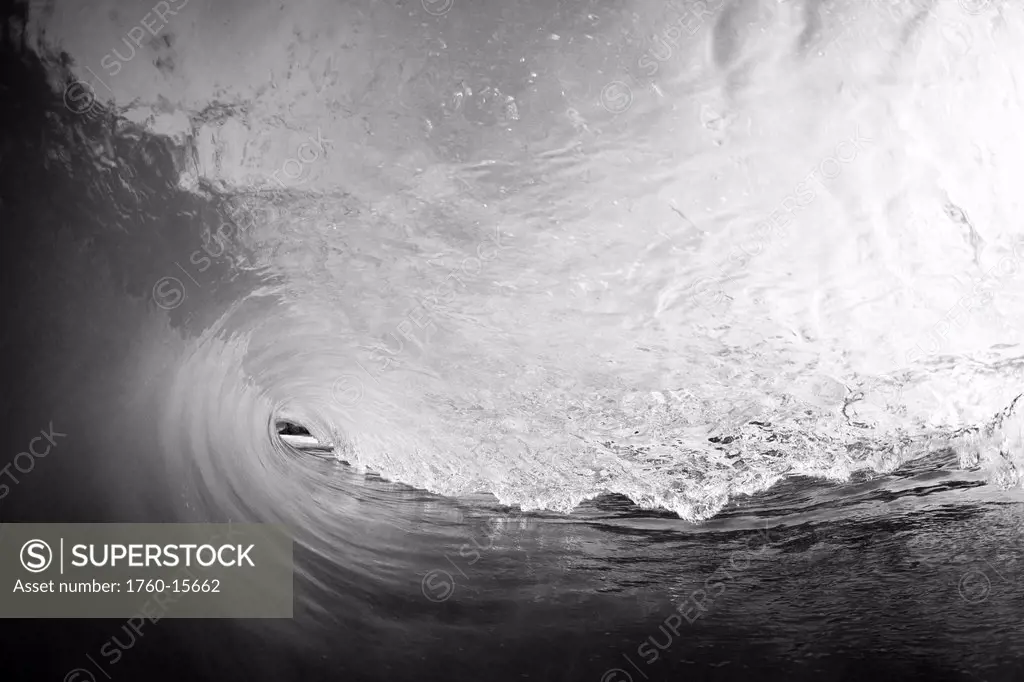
top-left (278, 433), bottom-right (335, 454)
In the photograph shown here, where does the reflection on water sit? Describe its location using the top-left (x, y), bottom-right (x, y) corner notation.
top-left (2, 1), bottom-right (1023, 681)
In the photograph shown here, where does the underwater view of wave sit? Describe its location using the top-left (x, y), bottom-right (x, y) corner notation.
top-left (1, 0), bottom-right (1022, 680)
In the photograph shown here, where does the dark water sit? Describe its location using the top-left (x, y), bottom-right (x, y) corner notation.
top-left (2, 9), bottom-right (1023, 682)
